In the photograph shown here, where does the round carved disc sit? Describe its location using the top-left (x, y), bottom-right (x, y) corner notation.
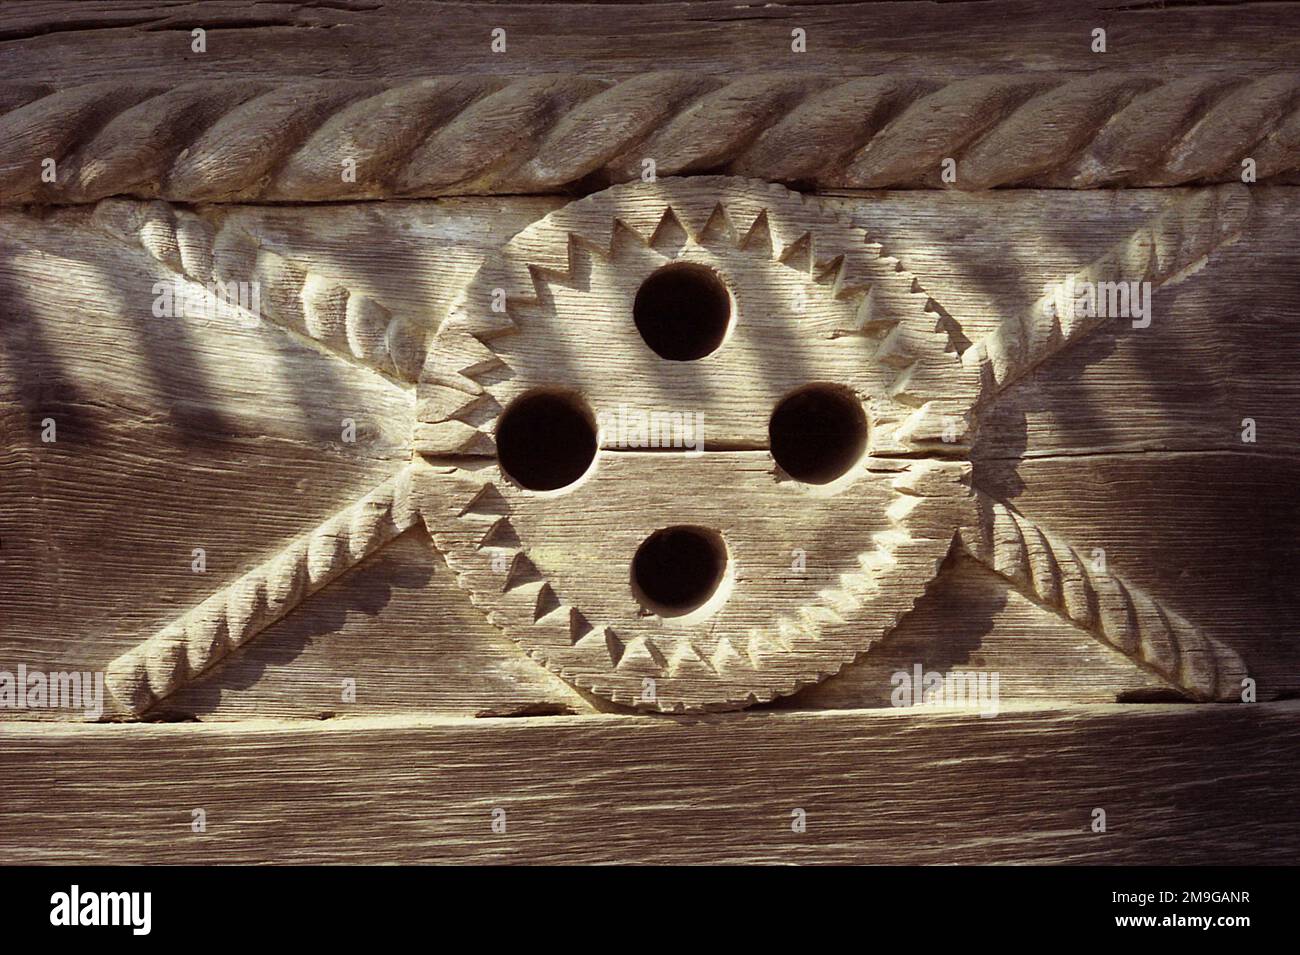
top-left (418, 177), bottom-right (976, 712)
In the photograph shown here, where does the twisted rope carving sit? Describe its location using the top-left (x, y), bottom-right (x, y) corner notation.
top-left (959, 495), bottom-right (1249, 702)
top-left (105, 467), bottom-right (422, 715)
top-left (962, 185), bottom-right (1251, 400)
top-left (3, 73), bottom-right (1298, 203)
top-left (91, 199), bottom-right (429, 384)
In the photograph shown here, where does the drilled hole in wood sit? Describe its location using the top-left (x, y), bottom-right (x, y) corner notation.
top-left (769, 384), bottom-right (868, 484)
top-left (631, 526), bottom-right (729, 618)
top-left (633, 263), bottom-right (732, 361)
top-left (496, 391), bottom-right (598, 491)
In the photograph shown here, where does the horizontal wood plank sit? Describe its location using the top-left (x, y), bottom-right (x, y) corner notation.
top-left (4, 2), bottom-right (1299, 81)
top-left (2, 187), bottom-right (1296, 715)
top-left (1, 701), bottom-right (1296, 864)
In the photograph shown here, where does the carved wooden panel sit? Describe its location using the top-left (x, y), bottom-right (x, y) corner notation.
top-left (2, 0), bottom-right (1298, 866)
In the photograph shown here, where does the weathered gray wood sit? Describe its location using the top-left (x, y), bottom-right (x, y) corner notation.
top-left (793, 553), bottom-right (1171, 710)
top-left (3, 186), bottom-right (1296, 717)
top-left (164, 531), bottom-right (597, 720)
top-left (0, 0), bottom-right (1296, 866)
top-left (4, 1), bottom-right (1300, 82)
top-left (2, 701), bottom-right (1295, 864)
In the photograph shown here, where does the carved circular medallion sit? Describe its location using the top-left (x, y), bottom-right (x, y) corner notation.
top-left (419, 177), bottom-right (977, 712)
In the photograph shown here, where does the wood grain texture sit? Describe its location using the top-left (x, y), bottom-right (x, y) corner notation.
top-left (164, 530), bottom-right (597, 720)
top-left (958, 491), bottom-right (1248, 702)
top-left (980, 453), bottom-right (1300, 699)
top-left (2, 701), bottom-right (1296, 864)
top-left (4, 1), bottom-right (1300, 82)
top-left (787, 553), bottom-right (1171, 709)
top-left (1, 0), bottom-right (1297, 867)
top-left (0, 210), bottom-right (413, 689)
top-left (3, 186), bottom-right (1297, 718)
top-left (103, 464), bottom-right (426, 714)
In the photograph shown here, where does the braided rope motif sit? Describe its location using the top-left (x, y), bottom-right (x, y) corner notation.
top-left (959, 496), bottom-right (1248, 701)
top-left (3, 73), bottom-right (1299, 204)
top-left (90, 198), bottom-right (428, 386)
top-left (963, 185), bottom-right (1251, 400)
top-left (946, 186), bottom-right (1252, 700)
top-left (105, 466), bottom-right (423, 714)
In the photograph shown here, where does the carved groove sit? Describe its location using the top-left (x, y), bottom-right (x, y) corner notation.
top-left (959, 494), bottom-right (1249, 702)
top-left (104, 466), bottom-right (423, 714)
top-left (4, 74), bottom-right (1299, 203)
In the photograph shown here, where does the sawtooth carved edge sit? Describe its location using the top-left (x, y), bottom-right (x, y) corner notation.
top-left (90, 199), bottom-right (429, 386)
top-left (958, 493), bottom-right (1250, 702)
top-left (419, 176), bottom-right (974, 712)
top-left (88, 175), bottom-right (1258, 715)
top-left (963, 184), bottom-right (1252, 401)
top-left (104, 465), bottom-right (424, 715)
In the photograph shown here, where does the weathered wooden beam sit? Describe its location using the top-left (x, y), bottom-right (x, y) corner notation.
top-left (4, 185), bottom-right (1297, 718)
top-left (1, 702), bottom-right (1295, 864)
top-left (3, 1), bottom-right (1299, 83)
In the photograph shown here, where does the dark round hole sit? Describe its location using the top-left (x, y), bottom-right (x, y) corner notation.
top-left (632, 263), bottom-right (731, 361)
top-left (496, 391), bottom-right (597, 491)
top-left (630, 526), bottom-right (728, 618)
top-left (769, 384), bottom-right (868, 484)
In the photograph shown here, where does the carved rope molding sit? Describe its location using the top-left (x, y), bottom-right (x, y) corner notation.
top-left (104, 465), bottom-right (424, 714)
top-left (2, 73), bottom-right (1299, 203)
top-left (958, 496), bottom-right (1247, 702)
top-left (89, 198), bottom-right (430, 386)
top-left (965, 185), bottom-right (1252, 401)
